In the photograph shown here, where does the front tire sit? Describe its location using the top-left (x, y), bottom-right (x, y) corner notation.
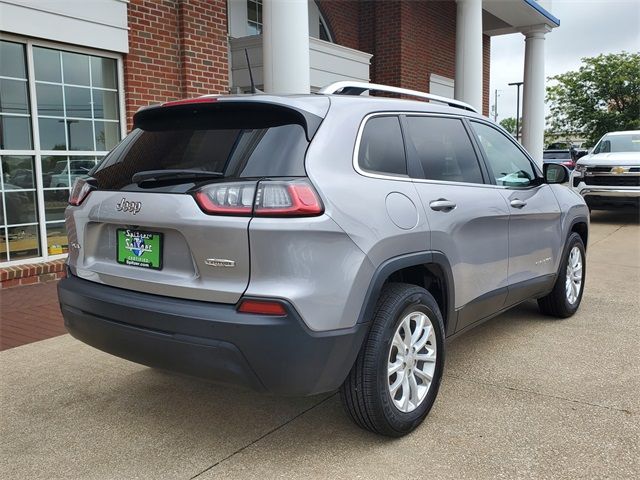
top-left (340, 283), bottom-right (445, 437)
top-left (538, 232), bottom-right (586, 318)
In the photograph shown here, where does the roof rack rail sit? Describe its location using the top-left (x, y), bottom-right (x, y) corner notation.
top-left (318, 81), bottom-right (478, 113)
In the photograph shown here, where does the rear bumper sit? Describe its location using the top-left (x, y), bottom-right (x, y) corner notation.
top-left (58, 274), bottom-right (368, 396)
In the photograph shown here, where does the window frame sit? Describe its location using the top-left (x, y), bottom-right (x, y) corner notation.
top-left (353, 111), bottom-right (494, 188)
top-left (0, 32), bottom-right (126, 266)
top-left (355, 114), bottom-right (409, 178)
top-left (467, 118), bottom-right (544, 190)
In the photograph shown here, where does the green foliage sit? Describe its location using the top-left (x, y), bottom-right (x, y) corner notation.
top-left (499, 117), bottom-right (517, 135)
top-left (546, 52), bottom-right (640, 146)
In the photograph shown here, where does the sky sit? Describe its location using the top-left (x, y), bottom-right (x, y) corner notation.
top-left (489, 0), bottom-right (640, 123)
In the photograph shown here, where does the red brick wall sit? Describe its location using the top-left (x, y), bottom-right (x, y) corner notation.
top-left (178, 0), bottom-right (229, 97)
top-left (124, 0), bottom-right (228, 129)
top-left (318, 0), bottom-right (490, 112)
top-left (316, 0), bottom-right (361, 50)
top-left (483, 34), bottom-right (491, 117)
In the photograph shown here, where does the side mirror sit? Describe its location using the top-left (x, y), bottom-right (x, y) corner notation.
top-left (544, 163), bottom-right (570, 184)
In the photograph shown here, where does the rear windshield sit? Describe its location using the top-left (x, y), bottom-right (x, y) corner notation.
top-left (91, 107), bottom-right (310, 190)
top-left (543, 151), bottom-right (571, 159)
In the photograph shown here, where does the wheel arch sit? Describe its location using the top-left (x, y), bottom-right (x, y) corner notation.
top-left (569, 218), bottom-right (589, 250)
top-left (357, 252), bottom-right (456, 336)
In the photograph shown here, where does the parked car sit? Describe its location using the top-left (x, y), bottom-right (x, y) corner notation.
top-left (543, 149), bottom-right (577, 169)
top-left (58, 82), bottom-right (589, 437)
top-left (571, 130), bottom-right (640, 210)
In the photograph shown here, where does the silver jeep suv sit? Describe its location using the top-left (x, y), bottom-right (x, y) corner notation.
top-left (58, 82), bottom-right (589, 437)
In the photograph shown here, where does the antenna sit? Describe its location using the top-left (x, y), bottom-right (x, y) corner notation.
top-left (245, 48), bottom-right (257, 94)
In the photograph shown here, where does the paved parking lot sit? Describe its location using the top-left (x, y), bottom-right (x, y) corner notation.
top-left (1, 210), bottom-right (638, 479)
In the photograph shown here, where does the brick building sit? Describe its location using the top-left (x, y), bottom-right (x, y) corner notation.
top-left (0, 0), bottom-right (559, 282)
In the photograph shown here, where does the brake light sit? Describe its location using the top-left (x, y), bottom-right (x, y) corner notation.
top-left (237, 299), bottom-right (287, 316)
top-left (162, 96), bottom-right (218, 107)
top-left (254, 180), bottom-right (323, 216)
top-left (561, 160), bottom-right (575, 168)
top-left (68, 178), bottom-right (94, 206)
top-left (194, 182), bottom-right (256, 215)
top-left (194, 179), bottom-right (323, 217)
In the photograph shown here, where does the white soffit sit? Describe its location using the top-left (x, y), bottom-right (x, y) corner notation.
top-left (483, 0), bottom-right (560, 36)
top-left (0, 0), bottom-right (129, 53)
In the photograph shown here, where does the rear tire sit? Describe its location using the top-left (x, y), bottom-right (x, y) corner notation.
top-left (538, 232), bottom-right (586, 318)
top-left (340, 283), bottom-right (445, 437)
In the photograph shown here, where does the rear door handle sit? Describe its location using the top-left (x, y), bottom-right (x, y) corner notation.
top-left (510, 199), bottom-right (527, 209)
top-left (429, 199), bottom-right (457, 212)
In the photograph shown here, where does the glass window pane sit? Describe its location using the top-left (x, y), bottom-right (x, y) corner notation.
top-left (62, 51), bottom-right (90, 86)
top-left (4, 190), bottom-right (37, 225)
top-left (0, 79), bottom-right (29, 114)
top-left (33, 47), bottom-right (62, 83)
top-left (471, 121), bottom-right (537, 187)
top-left (41, 156), bottom-right (69, 188)
top-left (47, 222), bottom-right (68, 255)
top-left (0, 41), bottom-right (26, 79)
top-left (248, 1), bottom-right (258, 22)
top-left (44, 189), bottom-right (69, 222)
top-left (39, 118), bottom-right (67, 150)
top-left (64, 86), bottom-right (92, 118)
top-left (94, 122), bottom-right (120, 151)
top-left (0, 197), bottom-right (4, 226)
top-left (92, 89), bottom-right (118, 120)
top-left (0, 116), bottom-right (32, 150)
top-left (68, 120), bottom-right (94, 150)
top-left (2, 156), bottom-right (35, 189)
top-left (90, 57), bottom-right (117, 89)
top-left (405, 117), bottom-right (484, 184)
top-left (36, 83), bottom-right (64, 117)
top-left (7, 225), bottom-right (40, 260)
top-left (357, 116), bottom-right (407, 176)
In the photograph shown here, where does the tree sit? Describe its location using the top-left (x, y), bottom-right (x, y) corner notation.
top-left (546, 52), bottom-right (640, 146)
top-left (499, 117), bottom-right (519, 136)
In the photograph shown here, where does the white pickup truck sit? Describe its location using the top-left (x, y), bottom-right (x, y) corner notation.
top-left (571, 130), bottom-right (640, 210)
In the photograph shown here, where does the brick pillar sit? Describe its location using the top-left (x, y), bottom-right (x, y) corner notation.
top-left (178, 0), bottom-right (229, 97)
top-left (124, 0), bottom-right (229, 129)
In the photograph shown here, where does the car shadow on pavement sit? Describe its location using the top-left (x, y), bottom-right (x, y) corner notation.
top-left (589, 208), bottom-right (639, 225)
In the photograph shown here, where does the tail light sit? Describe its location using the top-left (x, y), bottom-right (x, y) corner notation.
top-left (69, 178), bottom-right (94, 206)
top-left (194, 181), bottom-right (256, 215)
top-left (195, 179), bottom-right (323, 217)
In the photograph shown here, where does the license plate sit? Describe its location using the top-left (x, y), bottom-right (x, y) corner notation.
top-left (117, 229), bottom-right (163, 270)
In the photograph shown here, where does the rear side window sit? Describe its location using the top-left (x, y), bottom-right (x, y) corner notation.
top-left (358, 116), bottom-right (407, 176)
top-left (91, 107), bottom-right (309, 190)
top-left (405, 116), bottom-right (484, 184)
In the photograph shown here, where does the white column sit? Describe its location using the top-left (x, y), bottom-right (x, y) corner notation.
top-left (521, 25), bottom-right (551, 168)
top-left (263, 0), bottom-right (310, 94)
top-left (454, 0), bottom-right (483, 112)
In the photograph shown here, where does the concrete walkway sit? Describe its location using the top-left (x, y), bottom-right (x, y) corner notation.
top-left (1, 210), bottom-right (638, 479)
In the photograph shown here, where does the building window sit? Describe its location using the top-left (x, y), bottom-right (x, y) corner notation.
top-left (247, 0), bottom-right (262, 35)
top-left (319, 17), bottom-right (331, 42)
top-left (0, 38), bottom-right (123, 264)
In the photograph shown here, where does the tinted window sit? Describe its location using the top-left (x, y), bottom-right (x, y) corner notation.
top-left (91, 109), bottom-right (309, 190)
top-left (358, 116), bottom-right (406, 176)
top-left (471, 121), bottom-right (537, 187)
top-left (405, 116), bottom-right (483, 183)
top-left (543, 151), bottom-right (571, 159)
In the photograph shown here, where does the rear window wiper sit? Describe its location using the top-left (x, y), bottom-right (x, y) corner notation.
top-left (132, 169), bottom-right (224, 186)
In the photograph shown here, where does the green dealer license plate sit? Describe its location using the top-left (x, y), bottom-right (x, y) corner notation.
top-left (117, 229), bottom-right (163, 270)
